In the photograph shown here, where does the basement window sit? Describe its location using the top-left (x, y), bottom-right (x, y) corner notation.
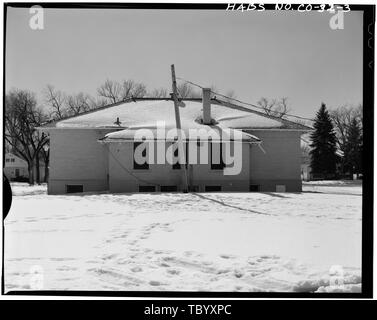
top-left (249, 185), bottom-right (260, 192)
top-left (205, 185), bottom-right (222, 192)
top-left (188, 185), bottom-right (199, 192)
top-left (139, 185), bottom-right (156, 192)
top-left (276, 185), bottom-right (286, 192)
top-left (66, 185), bottom-right (83, 193)
top-left (133, 142), bottom-right (149, 170)
top-left (160, 185), bottom-right (178, 192)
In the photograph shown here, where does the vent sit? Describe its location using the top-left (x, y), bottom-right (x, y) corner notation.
top-left (139, 185), bottom-right (156, 192)
top-left (160, 186), bottom-right (178, 192)
top-left (205, 185), bottom-right (222, 192)
top-left (276, 185), bottom-right (286, 192)
top-left (249, 184), bottom-right (260, 192)
top-left (66, 185), bottom-right (83, 193)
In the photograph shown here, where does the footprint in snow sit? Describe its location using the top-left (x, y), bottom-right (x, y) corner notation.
top-left (131, 266), bottom-right (142, 273)
top-left (220, 254), bottom-right (236, 259)
top-left (167, 269), bottom-right (180, 275)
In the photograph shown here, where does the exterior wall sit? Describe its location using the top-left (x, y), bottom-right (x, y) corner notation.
top-left (188, 143), bottom-right (250, 192)
top-left (108, 141), bottom-right (250, 193)
top-left (246, 130), bottom-right (303, 192)
top-left (47, 128), bottom-right (303, 194)
top-left (48, 129), bottom-right (115, 194)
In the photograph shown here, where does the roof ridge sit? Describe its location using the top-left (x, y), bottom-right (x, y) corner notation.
top-left (39, 97), bottom-right (312, 131)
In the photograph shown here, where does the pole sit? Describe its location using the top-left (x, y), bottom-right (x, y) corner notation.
top-left (171, 64), bottom-right (189, 193)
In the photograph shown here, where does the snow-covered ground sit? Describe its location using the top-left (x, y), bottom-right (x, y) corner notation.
top-left (4, 181), bottom-right (362, 293)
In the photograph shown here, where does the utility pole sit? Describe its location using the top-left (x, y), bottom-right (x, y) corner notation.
top-left (171, 64), bottom-right (189, 193)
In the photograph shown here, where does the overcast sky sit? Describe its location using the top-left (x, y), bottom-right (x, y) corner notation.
top-left (6, 7), bottom-right (363, 118)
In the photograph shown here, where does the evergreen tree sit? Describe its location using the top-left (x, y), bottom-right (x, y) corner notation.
top-left (310, 103), bottom-right (338, 176)
top-left (343, 117), bottom-right (362, 175)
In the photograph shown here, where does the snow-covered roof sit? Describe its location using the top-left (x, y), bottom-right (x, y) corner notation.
top-left (100, 122), bottom-right (261, 143)
top-left (44, 98), bottom-right (311, 131)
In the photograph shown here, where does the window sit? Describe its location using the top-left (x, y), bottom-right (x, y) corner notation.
top-left (249, 184), bottom-right (260, 192)
top-left (5, 159), bottom-right (9, 163)
top-left (133, 142), bottom-right (149, 170)
top-left (205, 185), bottom-right (222, 192)
top-left (172, 146), bottom-right (181, 170)
top-left (10, 158), bottom-right (15, 163)
top-left (160, 185), bottom-right (178, 192)
top-left (210, 142), bottom-right (225, 170)
top-left (66, 185), bottom-right (83, 193)
top-left (139, 185), bottom-right (156, 192)
top-left (172, 142), bottom-right (188, 170)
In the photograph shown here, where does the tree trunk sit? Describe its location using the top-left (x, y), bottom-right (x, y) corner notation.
top-left (28, 161), bottom-right (35, 185)
top-left (44, 157), bottom-right (49, 183)
top-left (36, 156), bottom-right (41, 185)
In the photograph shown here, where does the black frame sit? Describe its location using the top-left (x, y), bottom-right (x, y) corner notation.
top-left (2, 2), bottom-right (374, 299)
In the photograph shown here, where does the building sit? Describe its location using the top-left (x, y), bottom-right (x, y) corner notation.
top-left (39, 90), bottom-right (311, 194)
top-left (3, 153), bottom-right (29, 180)
top-left (3, 152), bottom-right (46, 182)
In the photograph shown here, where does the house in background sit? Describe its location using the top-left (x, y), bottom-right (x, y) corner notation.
top-left (39, 89), bottom-right (311, 194)
top-left (4, 153), bottom-right (28, 180)
top-left (3, 152), bottom-right (46, 182)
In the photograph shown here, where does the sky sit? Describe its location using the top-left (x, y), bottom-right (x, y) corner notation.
top-left (6, 7), bottom-right (363, 118)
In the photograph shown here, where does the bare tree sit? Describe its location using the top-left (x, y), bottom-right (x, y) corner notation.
top-left (5, 89), bottom-right (48, 184)
top-left (258, 97), bottom-right (290, 118)
top-left (66, 92), bottom-right (94, 116)
top-left (44, 85), bottom-right (67, 120)
top-left (97, 79), bottom-right (123, 104)
top-left (121, 80), bottom-right (147, 99)
top-left (177, 82), bottom-right (201, 99)
top-left (330, 104), bottom-right (363, 154)
top-left (90, 97), bottom-right (108, 109)
top-left (149, 87), bottom-right (168, 98)
top-left (97, 79), bottom-right (147, 104)
top-left (177, 82), bottom-right (192, 98)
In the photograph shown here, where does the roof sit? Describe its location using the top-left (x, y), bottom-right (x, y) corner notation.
top-left (100, 123), bottom-right (261, 143)
top-left (40, 97), bottom-right (312, 131)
